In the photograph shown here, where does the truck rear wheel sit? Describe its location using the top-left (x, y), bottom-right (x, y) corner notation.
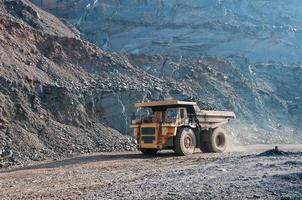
top-left (174, 127), bottom-right (196, 156)
top-left (140, 149), bottom-right (158, 155)
top-left (201, 128), bottom-right (227, 153)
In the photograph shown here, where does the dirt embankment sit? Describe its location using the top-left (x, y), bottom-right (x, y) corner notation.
top-left (0, 0), bottom-right (142, 164)
top-left (0, 0), bottom-right (201, 165)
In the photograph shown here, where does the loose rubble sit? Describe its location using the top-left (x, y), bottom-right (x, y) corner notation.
top-left (0, 145), bottom-right (301, 200)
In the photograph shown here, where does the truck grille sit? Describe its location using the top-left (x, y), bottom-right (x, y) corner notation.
top-left (141, 127), bottom-right (155, 135)
top-left (141, 128), bottom-right (156, 144)
top-left (142, 136), bottom-right (155, 144)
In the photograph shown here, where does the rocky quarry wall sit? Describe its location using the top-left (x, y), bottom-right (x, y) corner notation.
top-left (34, 0), bottom-right (302, 140)
top-left (0, 0), bottom-right (302, 164)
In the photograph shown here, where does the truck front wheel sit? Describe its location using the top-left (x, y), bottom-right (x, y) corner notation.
top-left (201, 128), bottom-right (227, 153)
top-left (174, 127), bottom-right (196, 156)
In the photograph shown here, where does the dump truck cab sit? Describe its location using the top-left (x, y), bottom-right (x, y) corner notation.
top-left (130, 100), bottom-right (235, 156)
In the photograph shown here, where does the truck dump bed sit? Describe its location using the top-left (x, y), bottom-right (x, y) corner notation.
top-left (196, 110), bottom-right (236, 129)
top-left (134, 100), bottom-right (235, 129)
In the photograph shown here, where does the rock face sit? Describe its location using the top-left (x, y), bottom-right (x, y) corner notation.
top-left (0, 0), bottom-right (223, 162)
top-left (1, 0), bottom-right (302, 162)
top-left (0, 0), bottom-right (145, 162)
top-left (34, 0), bottom-right (302, 59)
top-left (33, 0), bottom-right (302, 142)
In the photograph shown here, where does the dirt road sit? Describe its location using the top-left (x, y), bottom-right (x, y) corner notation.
top-left (0, 144), bottom-right (301, 200)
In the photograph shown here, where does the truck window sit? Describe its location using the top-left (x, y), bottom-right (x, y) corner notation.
top-left (135, 108), bottom-right (153, 123)
top-left (165, 109), bottom-right (177, 123)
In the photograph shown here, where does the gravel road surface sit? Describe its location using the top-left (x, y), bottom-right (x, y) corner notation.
top-left (0, 144), bottom-right (301, 200)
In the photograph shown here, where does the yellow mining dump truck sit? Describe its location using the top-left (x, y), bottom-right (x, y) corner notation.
top-left (130, 100), bottom-right (235, 156)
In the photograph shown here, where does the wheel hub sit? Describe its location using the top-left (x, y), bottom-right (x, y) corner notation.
top-left (184, 135), bottom-right (192, 149)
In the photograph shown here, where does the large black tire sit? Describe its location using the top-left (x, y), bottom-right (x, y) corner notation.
top-left (174, 127), bottom-right (196, 156)
top-left (200, 128), bottom-right (227, 153)
top-left (140, 149), bottom-right (158, 155)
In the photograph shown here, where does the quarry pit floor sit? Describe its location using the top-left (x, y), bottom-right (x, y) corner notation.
top-left (0, 144), bottom-right (301, 200)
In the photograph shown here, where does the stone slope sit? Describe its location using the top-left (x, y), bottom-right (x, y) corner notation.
top-left (0, 0), bottom-right (145, 162)
top-left (127, 54), bottom-right (302, 144)
top-left (34, 0), bottom-right (302, 61)
top-left (0, 0), bottom-right (218, 164)
top-left (33, 0), bottom-right (302, 144)
top-left (1, 0), bottom-right (301, 166)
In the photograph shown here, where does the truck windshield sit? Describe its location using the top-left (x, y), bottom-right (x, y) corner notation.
top-left (135, 108), bottom-right (153, 123)
top-left (165, 109), bottom-right (177, 123)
